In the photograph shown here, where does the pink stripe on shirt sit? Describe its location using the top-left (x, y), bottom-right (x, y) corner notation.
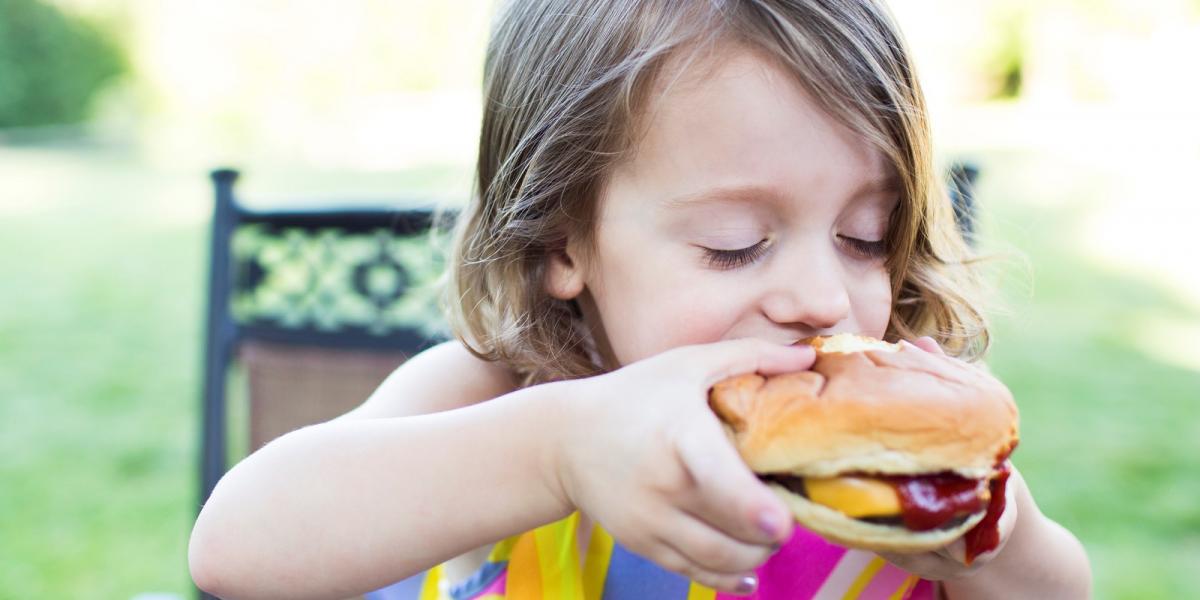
top-left (464, 568), bottom-right (507, 599)
top-left (907, 578), bottom-right (935, 600)
top-left (858, 561), bottom-right (911, 599)
top-left (715, 526), bottom-right (848, 600)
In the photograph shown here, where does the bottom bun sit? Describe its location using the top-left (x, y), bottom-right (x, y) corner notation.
top-left (769, 483), bottom-right (985, 553)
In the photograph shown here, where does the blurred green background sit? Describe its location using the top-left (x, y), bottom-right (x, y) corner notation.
top-left (1, 0), bottom-right (1197, 598)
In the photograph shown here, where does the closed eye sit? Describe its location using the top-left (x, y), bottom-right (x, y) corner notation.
top-left (839, 235), bottom-right (887, 259)
top-left (701, 238), bottom-right (770, 270)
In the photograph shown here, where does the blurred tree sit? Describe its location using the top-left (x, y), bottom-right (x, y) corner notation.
top-left (0, 0), bottom-right (126, 128)
top-left (986, 11), bottom-right (1025, 100)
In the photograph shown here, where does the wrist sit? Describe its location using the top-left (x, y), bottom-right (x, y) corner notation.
top-left (519, 379), bottom-right (581, 518)
top-left (942, 472), bottom-right (1089, 599)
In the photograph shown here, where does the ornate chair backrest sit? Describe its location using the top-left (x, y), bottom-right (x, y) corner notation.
top-left (198, 168), bottom-right (451, 511)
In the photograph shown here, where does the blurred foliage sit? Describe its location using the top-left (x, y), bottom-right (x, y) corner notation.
top-left (0, 0), bottom-right (126, 128)
top-left (981, 7), bottom-right (1026, 99)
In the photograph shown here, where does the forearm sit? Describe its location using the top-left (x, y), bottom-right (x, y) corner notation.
top-left (943, 472), bottom-right (1092, 599)
top-left (188, 382), bottom-right (573, 600)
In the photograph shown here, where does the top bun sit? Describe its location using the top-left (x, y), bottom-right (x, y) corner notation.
top-left (709, 334), bottom-right (1018, 479)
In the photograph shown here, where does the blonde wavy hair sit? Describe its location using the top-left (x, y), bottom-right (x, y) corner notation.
top-left (446, 0), bottom-right (990, 385)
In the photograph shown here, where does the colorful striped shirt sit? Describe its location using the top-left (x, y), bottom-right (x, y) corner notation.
top-left (366, 512), bottom-right (933, 600)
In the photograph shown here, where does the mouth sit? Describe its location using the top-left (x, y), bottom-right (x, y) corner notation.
top-left (789, 332), bottom-right (871, 347)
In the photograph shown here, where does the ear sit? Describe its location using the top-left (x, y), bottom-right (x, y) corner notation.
top-left (545, 237), bottom-right (586, 301)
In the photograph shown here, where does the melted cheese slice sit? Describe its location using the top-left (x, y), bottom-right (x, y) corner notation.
top-left (803, 476), bottom-right (901, 518)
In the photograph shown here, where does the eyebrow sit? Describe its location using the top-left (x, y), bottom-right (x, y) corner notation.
top-left (662, 176), bottom-right (901, 210)
top-left (856, 174), bottom-right (902, 196)
top-left (662, 184), bottom-right (783, 210)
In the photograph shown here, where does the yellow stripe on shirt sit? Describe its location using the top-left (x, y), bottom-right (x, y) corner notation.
top-left (582, 522), bottom-right (614, 600)
top-left (489, 535), bottom-right (519, 563)
top-left (418, 563), bottom-right (443, 600)
top-left (534, 512), bottom-right (584, 600)
top-left (841, 556), bottom-right (887, 600)
top-left (686, 581), bottom-right (717, 600)
top-left (888, 574), bottom-right (920, 600)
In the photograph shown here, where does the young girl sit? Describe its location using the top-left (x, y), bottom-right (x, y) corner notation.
top-left (189, 1), bottom-right (1091, 598)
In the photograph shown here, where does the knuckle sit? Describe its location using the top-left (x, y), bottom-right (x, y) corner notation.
top-left (638, 445), bottom-right (681, 486)
top-left (654, 550), bottom-right (688, 574)
top-left (681, 456), bottom-right (715, 491)
top-left (647, 461), bottom-right (689, 495)
top-left (671, 560), bottom-right (702, 582)
top-left (693, 538), bottom-right (736, 569)
top-left (630, 511), bottom-right (666, 543)
top-left (689, 570), bottom-right (721, 589)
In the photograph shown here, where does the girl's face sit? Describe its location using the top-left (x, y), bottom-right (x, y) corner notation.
top-left (548, 45), bottom-right (896, 368)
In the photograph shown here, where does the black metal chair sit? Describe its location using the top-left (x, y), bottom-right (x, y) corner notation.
top-left (196, 168), bottom-right (450, 599)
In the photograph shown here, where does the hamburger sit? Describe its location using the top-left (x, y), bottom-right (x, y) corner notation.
top-left (708, 334), bottom-right (1018, 561)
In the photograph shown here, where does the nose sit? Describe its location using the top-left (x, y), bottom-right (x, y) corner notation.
top-left (759, 251), bottom-right (851, 332)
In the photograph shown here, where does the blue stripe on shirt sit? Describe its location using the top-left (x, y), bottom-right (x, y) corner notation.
top-left (601, 542), bottom-right (691, 599)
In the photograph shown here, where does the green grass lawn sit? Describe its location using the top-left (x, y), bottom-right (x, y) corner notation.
top-left (0, 142), bottom-right (1196, 598)
top-left (976, 152), bottom-right (1200, 597)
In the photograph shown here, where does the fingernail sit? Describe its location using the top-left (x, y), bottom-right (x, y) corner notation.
top-left (757, 509), bottom-right (783, 539)
top-left (736, 575), bottom-right (757, 594)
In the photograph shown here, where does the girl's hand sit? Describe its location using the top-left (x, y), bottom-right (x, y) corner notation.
top-left (877, 337), bottom-right (1020, 580)
top-left (878, 461), bottom-right (1020, 580)
top-left (549, 339), bottom-right (816, 595)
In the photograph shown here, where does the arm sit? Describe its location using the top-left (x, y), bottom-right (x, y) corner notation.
top-left (942, 469), bottom-right (1092, 599)
top-left (192, 338), bottom-right (817, 599)
top-left (188, 343), bottom-right (573, 600)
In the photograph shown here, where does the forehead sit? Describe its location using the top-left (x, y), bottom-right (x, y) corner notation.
top-left (607, 43), bottom-right (894, 214)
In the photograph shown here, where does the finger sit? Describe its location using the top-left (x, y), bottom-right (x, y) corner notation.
top-left (871, 340), bottom-right (977, 384)
top-left (674, 417), bottom-right (793, 546)
top-left (898, 340), bottom-right (973, 372)
top-left (661, 509), bottom-right (775, 574)
top-left (910, 336), bottom-right (946, 355)
top-left (878, 548), bottom-right (966, 581)
top-left (878, 549), bottom-right (946, 578)
top-left (673, 338), bottom-right (816, 388)
top-left (651, 536), bottom-right (760, 596)
top-left (938, 537), bottom-right (968, 564)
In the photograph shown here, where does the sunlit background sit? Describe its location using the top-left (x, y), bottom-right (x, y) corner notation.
top-left (1, 0), bottom-right (1198, 598)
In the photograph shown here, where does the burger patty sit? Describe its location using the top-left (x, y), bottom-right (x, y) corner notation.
top-left (762, 473), bottom-right (985, 531)
top-left (858, 513), bottom-right (972, 531)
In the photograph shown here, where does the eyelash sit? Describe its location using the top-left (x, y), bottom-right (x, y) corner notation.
top-left (701, 236), bottom-right (888, 270)
top-left (702, 239), bottom-right (770, 270)
top-left (839, 236), bottom-right (888, 259)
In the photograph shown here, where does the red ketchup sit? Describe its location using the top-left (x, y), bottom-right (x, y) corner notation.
top-left (887, 474), bottom-right (986, 531)
top-left (963, 462), bottom-right (1012, 565)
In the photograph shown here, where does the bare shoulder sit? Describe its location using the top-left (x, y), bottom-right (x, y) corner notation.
top-left (337, 340), bottom-right (520, 421)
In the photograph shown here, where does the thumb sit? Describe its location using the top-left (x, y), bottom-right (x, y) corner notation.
top-left (673, 338), bottom-right (816, 388)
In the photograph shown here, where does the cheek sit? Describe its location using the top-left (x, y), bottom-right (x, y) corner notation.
top-left (594, 267), bottom-right (741, 365)
top-left (630, 298), bottom-right (734, 359)
top-left (854, 267), bottom-right (893, 339)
